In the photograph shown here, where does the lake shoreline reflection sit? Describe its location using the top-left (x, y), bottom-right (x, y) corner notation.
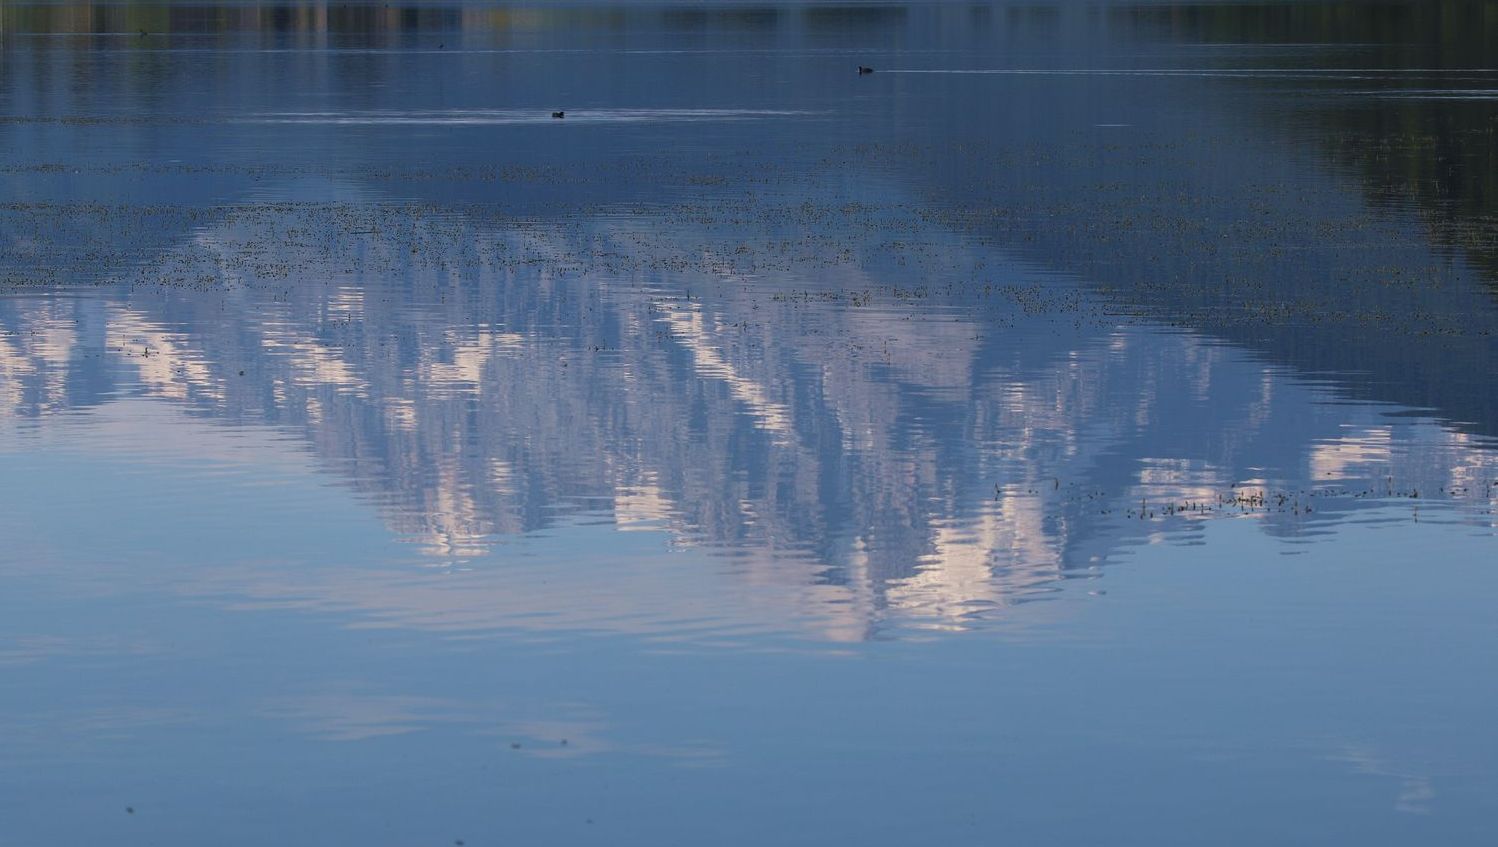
top-left (2, 2), bottom-right (1497, 845)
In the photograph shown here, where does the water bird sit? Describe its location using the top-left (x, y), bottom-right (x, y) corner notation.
top-left (858, 66), bottom-right (874, 75)
top-left (138, 29), bottom-right (148, 38)
top-left (552, 111), bottom-right (565, 119)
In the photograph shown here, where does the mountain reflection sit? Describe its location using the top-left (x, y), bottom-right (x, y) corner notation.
top-left (2, 185), bottom-right (1495, 637)
top-left (4, 0), bottom-right (1498, 640)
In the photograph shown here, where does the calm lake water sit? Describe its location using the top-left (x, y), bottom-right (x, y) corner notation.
top-left (3, 1), bottom-right (1498, 844)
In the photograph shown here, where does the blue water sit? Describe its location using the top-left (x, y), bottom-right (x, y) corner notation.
top-left (2, 2), bottom-right (1497, 844)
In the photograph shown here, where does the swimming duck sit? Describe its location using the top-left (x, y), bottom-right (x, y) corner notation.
top-left (552, 111), bottom-right (565, 119)
top-left (857, 66), bottom-right (874, 75)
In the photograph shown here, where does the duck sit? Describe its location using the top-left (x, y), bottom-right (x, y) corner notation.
top-left (857, 66), bottom-right (874, 75)
top-left (552, 111), bottom-right (565, 119)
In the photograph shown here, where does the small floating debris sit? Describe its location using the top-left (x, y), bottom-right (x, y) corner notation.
top-left (551, 111), bottom-right (565, 119)
top-left (857, 66), bottom-right (874, 75)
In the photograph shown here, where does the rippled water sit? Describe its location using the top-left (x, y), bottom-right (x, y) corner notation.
top-left (3, 2), bottom-right (1498, 844)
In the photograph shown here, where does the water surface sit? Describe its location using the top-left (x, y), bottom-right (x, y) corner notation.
top-left (2, 2), bottom-right (1497, 844)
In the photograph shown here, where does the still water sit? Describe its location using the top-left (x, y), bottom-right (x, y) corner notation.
top-left (2, 1), bottom-right (1498, 844)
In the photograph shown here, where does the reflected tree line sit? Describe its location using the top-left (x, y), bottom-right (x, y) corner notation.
top-left (0, 2), bottom-right (909, 39)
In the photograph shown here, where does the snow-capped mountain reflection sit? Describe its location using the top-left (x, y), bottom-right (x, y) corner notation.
top-left (2, 188), bottom-right (1494, 639)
